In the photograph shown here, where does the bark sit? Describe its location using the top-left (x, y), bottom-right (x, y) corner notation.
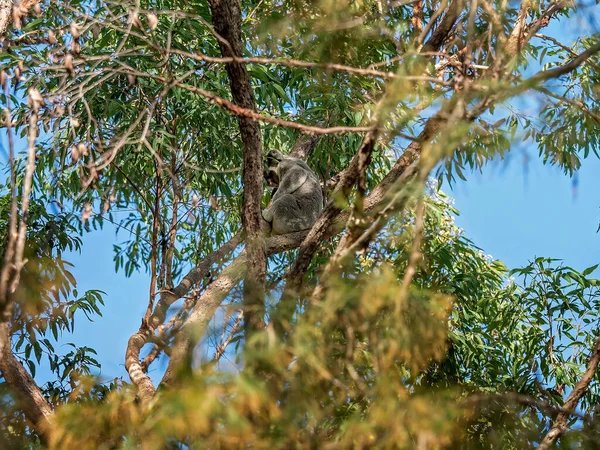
top-left (0, 0), bottom-right (12, 36)
top-left (0, 323), bottom-right (52, 443)
top-left (124, 327), bottom-right (156, 405)
top-left (421, 0), bottom-right (462, 53)
top-left (289, 134), bottom-right (320, 160)
top-left (208, 0), bottom-right (267, 337)
top-left (0, 0), bottom-right (38, 37)
top-left (411, 0), bottom-right (423, 35)
top-left (537, 338), bottom-right (600, 449)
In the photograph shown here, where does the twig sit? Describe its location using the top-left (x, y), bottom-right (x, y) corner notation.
top-left (536, 87), bottom-right (600, 124)
top-left (214, 310), bottom-right (244, 361)
top-left (0, 78), bottom-right (17, 313)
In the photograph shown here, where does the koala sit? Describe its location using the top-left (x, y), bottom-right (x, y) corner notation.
top-left (262, 150), bottom-right (323, 235)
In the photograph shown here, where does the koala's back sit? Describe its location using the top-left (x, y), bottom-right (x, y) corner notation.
top-left (294, 176), bottom-right (323, 221)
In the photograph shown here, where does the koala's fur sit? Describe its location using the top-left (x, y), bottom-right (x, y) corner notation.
top-left (262, 150), bottom-right (323, 235)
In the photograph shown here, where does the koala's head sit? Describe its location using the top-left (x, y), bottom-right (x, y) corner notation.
top-left (264, 150), bottom-right (285, 187)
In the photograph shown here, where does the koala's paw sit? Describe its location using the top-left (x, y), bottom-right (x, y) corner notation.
top-left (262, 208), bottom-right (273, 222)
top-left (261, 217), bottom-right (272, 236)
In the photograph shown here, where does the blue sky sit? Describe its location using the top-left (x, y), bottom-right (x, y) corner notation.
top-left (1, 6), bottom-right (599, 388)
top-left (450, 154), bottom-right (600, 272)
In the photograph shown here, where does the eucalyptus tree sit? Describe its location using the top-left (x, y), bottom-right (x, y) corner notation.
top-left (1, 0), bottom-right (600, 448)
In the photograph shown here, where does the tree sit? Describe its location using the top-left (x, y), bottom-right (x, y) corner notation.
top-left (1, 0), bottom-right (600, 447)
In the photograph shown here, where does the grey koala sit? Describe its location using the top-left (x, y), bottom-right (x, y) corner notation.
top-left (262, 150), bottom-right (323, 235)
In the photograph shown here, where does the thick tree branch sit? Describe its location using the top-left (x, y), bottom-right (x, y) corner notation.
top-left (505, 0), bottom-right (531, 57)
top-left (421, 0), bottom-right (462, 53)
top-left (209, 0), bottom-right (266, 336)
top-left (289, 133), bottom-right (320, 160)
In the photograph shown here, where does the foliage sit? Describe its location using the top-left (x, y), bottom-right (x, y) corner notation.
top-left (0, 0), bottom-right (599, 448)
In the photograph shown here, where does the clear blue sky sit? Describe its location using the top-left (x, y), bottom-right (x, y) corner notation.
top-left (2, 7), bottom-right (599, 387)
top-left (450, 155), bottom-right (600, 271)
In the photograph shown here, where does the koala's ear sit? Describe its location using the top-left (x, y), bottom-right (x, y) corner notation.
top-left (266, 150), bottom-right (284, 162)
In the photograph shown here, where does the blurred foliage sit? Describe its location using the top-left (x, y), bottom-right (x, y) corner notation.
top-left (0, 0), bottom-right (599, 448)
top-left (40, 192), bottom-right (600, 449)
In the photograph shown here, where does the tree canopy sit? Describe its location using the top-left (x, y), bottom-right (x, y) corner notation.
top-left (1, 0), bottom-right (600, 448)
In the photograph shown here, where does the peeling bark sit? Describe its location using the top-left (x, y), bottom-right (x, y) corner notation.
top-left (0, 0), bottom-right (12, 36)
top-left (125, 327), bottom-right (156, 405)
top-left (0, 0), bottom-right (38, 37)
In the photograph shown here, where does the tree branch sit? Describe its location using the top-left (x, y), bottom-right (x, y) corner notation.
top-left (538, 337), bottom-right (600, 449)
top-left (421, 0), bottom-right (463, 53)
top-left (0, 323), bottom-right (52, 444)
top-left (125, 231), bottom-right (242, 404)
top-left (209, 0), bottom-right (267, 336)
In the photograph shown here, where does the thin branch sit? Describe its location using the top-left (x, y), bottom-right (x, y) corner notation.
top-left (530, 41), bottom-right (600, 83)
top-left (466, 391), bottom-right (591, 422)
top-left (125, 231), bottom-right (242, 403)
top-left (84, 67), bottom-right (426, 136)
top-left (214, 310), bottom-right (244, 361)
top-left (167, 49), bottom-right (421, 80)
top-left (145, 165), bottom-right (162, 324)
top-left (8, 89), bottom-right (41, 297)
top-left (534, 33), bottom-right (600, 72)
top-left (538, 338), bottom-right (600, 449)
top-left (165, 151), bottom-right (180, 289)
top-left (0, 78), bottom-right (17, 314)
top-left (109, 160), bottom-right (154, 210)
